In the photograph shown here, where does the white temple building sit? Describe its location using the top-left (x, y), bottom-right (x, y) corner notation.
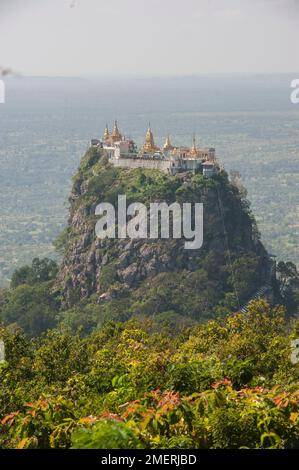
top-left (91, 121), bottom-right (219, 176)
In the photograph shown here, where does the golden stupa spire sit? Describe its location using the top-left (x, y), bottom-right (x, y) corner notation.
top-left (163, 134), bottom-right (173, 151)
top-left (143, 122), bottom-right (157, 153)
top-left (189, 134), bottom-right (198, 156)
top-left (192, 135), bottom-right (196, 151)
top-left (103, 123), bottom-right (110, 141)
top-left (111, 120), bottom-right (122, 141)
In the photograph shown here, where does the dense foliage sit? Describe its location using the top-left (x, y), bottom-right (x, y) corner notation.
top-left (0, 258), bottom-right (60, 337)
top-left (10, 258), bottom-right (59, 289)
top-left (0, 300), bottom-right (298, 449)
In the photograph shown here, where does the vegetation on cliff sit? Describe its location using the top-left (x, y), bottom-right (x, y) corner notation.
top-left (53, 146), bottom-right (273, 330)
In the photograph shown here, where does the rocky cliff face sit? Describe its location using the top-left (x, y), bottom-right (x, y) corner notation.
top-left (56, 147), bottom-right (270, 321)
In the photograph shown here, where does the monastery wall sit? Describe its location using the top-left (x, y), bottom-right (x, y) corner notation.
top-left (109, 158), bottom-right (175, 174)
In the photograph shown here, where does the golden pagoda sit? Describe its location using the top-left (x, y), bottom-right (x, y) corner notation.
top-left (103, 123), bottom-right (110, 141)
top-left (142, 124), bottom-right (158, 153)
top-left (189, 135), bottom-right (199, 158)
top-left (163, 134), bottom-right (174, 151)
top-left (111, 120), bottom-right (122, 142)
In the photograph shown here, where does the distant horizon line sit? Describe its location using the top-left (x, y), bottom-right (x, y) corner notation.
top-left (3, 72), bottom-right (299, 81)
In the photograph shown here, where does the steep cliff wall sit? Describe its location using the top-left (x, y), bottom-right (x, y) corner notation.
top-left (55, 146), bottom-right (270, 322)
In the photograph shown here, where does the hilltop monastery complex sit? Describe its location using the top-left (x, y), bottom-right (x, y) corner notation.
top-left (91, 121), bottom-right (219, 177)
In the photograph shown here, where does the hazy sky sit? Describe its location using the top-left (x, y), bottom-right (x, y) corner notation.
top-left (0, 0), bottom-right (298, 77)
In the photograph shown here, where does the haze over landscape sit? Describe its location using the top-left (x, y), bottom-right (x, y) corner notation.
top-left (0, 0), bottom-right (299, 76)
top-left (0, 1), bottom-right (298, 285)
top-left (0, 75), bottom-right (298, 286)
